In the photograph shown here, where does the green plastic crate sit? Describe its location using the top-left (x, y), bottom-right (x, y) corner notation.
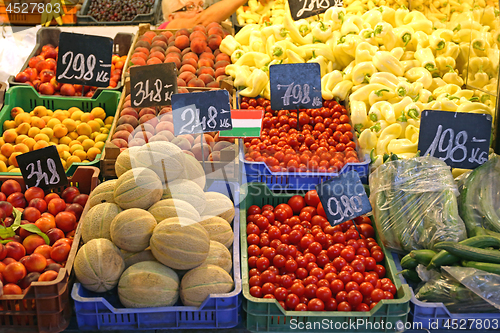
top-left (240, 183), bottom-right (412, 333)
top-left (0, 86), bottom-right (120, 176)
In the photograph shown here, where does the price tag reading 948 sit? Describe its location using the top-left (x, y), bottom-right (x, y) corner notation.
top-left (130, 63), bottom-right (177, 108)
top-left (270, 63), bottom-right (323, 111)
top-left (316, 171), bottom-right (372, 226)
top-left (418, 110), bottom-right (492, 169)
top-left (56, 32), bottom-right (113, 87)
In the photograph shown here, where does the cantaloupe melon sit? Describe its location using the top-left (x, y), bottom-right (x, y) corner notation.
top-left (115, 147), bottom-right (139, 177)
top-left (118, 261), bottom-right (179, 308)
top-left (110, 208), bottom-right (157, 252)
top-left (199, 216), bottom-right (234, 248)
top-left (114, 167), bottom-right (163, 210)
top-left (162, 179), bottom-right (206, 214)
top-left (205, 241), bottom-right (232, 273)
top-left (81, 203), bottom-right (122, 243)
top-left (150, 217), bottom-right (210, 270)
top-left (148, 199), bottom-right (200, 223)
top-left (88, 180), bottom-right (117, 207)
top-left (120, 248), bottom-right (157, 268)
top-left (74, 238), bottom-right (125, 292)
top-left (202, 192), bottom-right (235, 224)
top-left (179, 154), bottom-right (206, 189)
top-left (134, 141), bottom-right (185, 183)
top-left (180, 264), bottom-right (233, 306)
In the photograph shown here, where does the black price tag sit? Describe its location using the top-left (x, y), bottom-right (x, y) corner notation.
top-left (130, 63), bottom-right (178, 108)
top-left (171, 90), bottom-right (232, 136)
top-left (289, 0), bottom-right (343, 20)
top-left (270, 63), bottom-right (322, 111)
top-left (316, 171), bottom-right (372, 226)
top-left (16, 146), bottom-right (68, 190)
top-left (56, 32), bottom-right (113, 87)
top-left (418, 110), bottom-right (492, 169)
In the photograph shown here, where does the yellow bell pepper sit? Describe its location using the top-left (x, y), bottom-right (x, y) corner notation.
top-left (231, 49), bottom-right (245, 64)
top-left (235, 52), bottom-right (271, 68)
top-left (358, 128), bottom-right (378, 152)
top-left (387, 139), bottom-right (418, 154)
top-left (368, 88), bottom-right (397, 106)
top-left (415, 47), bottom-right (437, 72)
top-left (404, 67), bottom-right (433, 89)
top-left (442, 68), bottom-right (464, 86)
top-left (331, 80), bottom-right (354, 101)
top-left (234, 24), bottom-right (260, 45)
top-left (369, 72), bottom-right (400, 90)
top-left (428, 35), bottom-right (446, 53)
top-left (377, 123), bottom-right (402, 155)
top-left (286, 49), bottom-right (305, 64)
top-left (405, 124), bottom-right (420, 143)
top-left (341, 15), bottom-right (364, 35)
top-left (355, 42), bottom-right (378, 64)
top-left (312, 21), bottom-right (333, 43)
top-left (220, 35), bottom-right (242, 56)
top-left (393, 26), bottom-right (415, 48)
top-left (299, 44), bottom-right (335, 62)
top-left (401, 60), bottom-right (421, 72)
top-left (401, 51), bottom-right (415, 61)
top-left (360, 29), bottom-right (378, 46)
top-left (372, 51), bottom-right (404, 76)
top-left (240, 69), bottom-right (268, 97)
top-left (362, 9), bottom-right (383, 28)
top-left (351, 100), bottom-right (369, 132)
top-left (307, 55), bottom-right (328, 77)
top-left (352, 62), bottom-right (378, 85)
top-left (323, 7), bottom-right (346, 29)
top-left (349, 83), bottom-right (391, 105)
top-left (233, 65), bottom-right (253, 88)
top-left (283, 2), bottom-right (310, 45)
top-left (403, 11), bottom-right (433, 34)
top-left (393, 96), bottom-right (413, 118)
top-left (457, 102), bottom-right (494, 117)
top-left (468, 71), bottom-right (490, 87)
top-left (342, 61), bottom-right (357, 81)
top-left (249, 30), bottom-right (265, 53)
top-left (374, 22), bottom-right (398, 51)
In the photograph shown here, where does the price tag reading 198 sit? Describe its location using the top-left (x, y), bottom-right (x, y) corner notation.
top-left (133, 78), bottom-right (174, 107)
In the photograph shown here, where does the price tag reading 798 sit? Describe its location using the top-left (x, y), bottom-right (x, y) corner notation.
top-left (270, 63), bottom-right (323, 111)
top-left (316, 171), bottom-right (372, 226)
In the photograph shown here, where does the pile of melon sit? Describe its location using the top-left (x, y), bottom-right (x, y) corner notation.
top-left (74, 141), bottom-right (236, 308)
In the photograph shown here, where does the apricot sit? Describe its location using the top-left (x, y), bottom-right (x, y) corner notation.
top-left (53, 124), bottom-right (68, 138)
top-left (66, 155), bottom-right (81, 168)
top-left (80, 113), bottom-right (94, 123)
top-left (15, 112), bottom-right (31, 126)
top-left (62, 118), bottom-right (76, 132)
top-left (14, 144), bottom-right (29, 154)
top-left (23, 138), bottom-right (36, 150)
top-left (3, 129), bottom-right (18, 143)
top-left (3, 120), bottom-right (16, 130)
top-left (40, 128), bottom-right (53, 139)
top-left (71, 110), bottom-right (84, 121)
top-left (31, 117), bottom-right (46, 129)
top-left (87, 147), bottom-right (101, 161)
top-left (81, 139), bottom-right (95, 151)
top-left (33, 141), bottom-right (49, 150)
top-left (1, 143), bottom-right (14, 157)
top-left (16, 123), bottom-right (31, 135)
top-left (76, 123), bottom-right (92, 136)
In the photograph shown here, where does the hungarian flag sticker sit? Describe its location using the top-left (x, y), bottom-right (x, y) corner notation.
top-left (219, 109), bottom-right (264, 138)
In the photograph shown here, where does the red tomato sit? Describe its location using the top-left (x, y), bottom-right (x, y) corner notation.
top-left (374, 265), bottom-right (386, 278)
top-left (304, 190), bottom-right (320, 207)
top-left (359, 282), bottom-right (375, 296)
top-left (274, 287), bottom-right (288, 301)
top-left (358, 224), bottom-right (375, 239)
top-left (371, 289), bottom-right (385, 302)
top-left (307, 298), bottom-right (325, 311)
top-left (330, 279), bottom-right (344, 294)
top-left (304, 284), bottom-right (318, 299)
top-left (276, 204), bottom-right (293, 218)
top-left (337, 301), bottom-right (352, 312)
top-left (316, 286), bottom-right (332, 302)
top-left (317, 202), bottom-right (326, 218)
top-left (250, 286), bottom-right (262, 298)
top-left (287, 195), bottom-right (305, 214)
top-left (347, 290), bottom-right (363, 307)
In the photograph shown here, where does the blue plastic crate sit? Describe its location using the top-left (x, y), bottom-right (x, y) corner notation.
top-left (71, 182), bottom-right (242, 331)
top-left (393, 252), bottom-right (500, 332)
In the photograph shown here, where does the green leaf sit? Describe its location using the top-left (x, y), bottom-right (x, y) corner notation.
top-left (0, 239), bottom-right (13, 244)
top-left (10, 208), bottom-right (22, 231)
top-left (19, 224), bottom-right (50, 245)
top-left (0, 226), bottom-right (15, 240)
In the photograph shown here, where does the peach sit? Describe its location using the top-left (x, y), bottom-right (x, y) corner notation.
top-left (188, 78), bottom-right (205, 87)
top-left (178, 71), bottom-right (196, 83)
top-left (15, 72), bottom-right (30, 83)
top-left (138, 108), bottom-right (156, 118)
top-left (143, 31), bottom-right (157, 40)
top-left (161, 31), bottom-right (173, 39)
top-left (213, 141), bottom-right (233, 151)
top-left (175, 28), bottom-right (190, 37)
top-left (190, 38), bottom-right (207, 54)
top-left (198, 73), bottom-right (215, 85)
top-left (134, 47), bottom-right (150, 55)
top-left (117, 115), bottom-right (139, 128)
top-left (179, 87), bottom-right (189, 93)
top-left (214, 49), bottom-right (221, 56)
top-left (151, 40), bottom-right (167, 50)
top-left (197, 66), bottom-right (215, 77)
top-left (200, 52), bottom-right (215, 61)
top-left (189, 31), bottom-right (207, 41)
top-left (177, 78), bottom-right (187, 87)
top-left (194, 133), bottom-right (215, 146)
top-left (131, 57), bottom-right (147, 66)
top-left (135, 40), bottom-right (150, 49)
top-left (216, 53), bottom-right (230, 63)
top-left (155, 121), bottom-right (174, 133)
top-left (150, 46), bottom-right (166, 54)
top-left (116, 124), bottom-right (134, 133)
top-left (178, 134), bottom-right (194, 145)
top-left (147, 58), bottom-right (162, 65)
top-left (166, 46), bottom-right (181, 54)
top-left (137, 123), bottom-right (155, 134)
top-left (24, 253), bottom-right (47, 273)
top-left (168, 36), bottom-right (175, 44)
top-left (149, 51), bottom-right (165, 62)
top-left (165, 57), bottom-right (181, 69)
top-left (19, 272), bottom-right (41, 289)
top-left (191, 143), bottom-right (211, 161)
top-left (183, 52), bottom-right (199, 62)
top-left (132, 52), bottom-right (148, 61)
top-left (182, 58), bottom-right (198, 68)
top-left (140, 114), bottom-right (158, 127)
top-left (198, 58), bottom-right (214, 68)
top-left (39, 82), bottom-right (55, 95)
top-left (183, 150), bottom-right (195, 157)
top-left (215, 67), bottom-right (227, 78)
top-left (3, 262), bottom-right (26, 283)
top-left (120, 107), bottom-right (139, 118)
top-left (215, 60), bottom-right (230, 70)
top-left (174, 35), bottom-right (190, 50)
top-left (60, 84), bottom-right (76, 96)
top-left (25, 67), bottom-right (38, 81)
top-left (111, 138), bottom-right (128, 148)
top-left (23, 235), bottom-right (46, 254)
top-left (171, 137), bottom-right (191, 150)
top-left (206, 22), bottom-right (222, 30)
top-left (134, 131), bottom-right (152, 142)
top-left (149, 134), bottom-right (168, 142)
top-left (46, 58), bottom-right (57, 71)
top-left (181, 47), bottom-right (192, 56)
top-left (156, 130), bottom-right (174, 141)
top-left (204, 46), bottom-right (212, 53)
top-left (180, 64), bottom-right (197, 74)
top-left (193, 25), bottom-right (206, 33)
top-left (113, 130), bottom-right (132, 141)
top-left (44, 48), bottom-right (58, 60)
top-left (207, 81), bottom-right (220, 88)
top-left (128, 138), bottom-right (146, 147)
top-left (208, 26), bottom-right (224, 37)
top-left (35, 60), bottom-right (51, 73)
top-left (152, 35), bottom-right (168, 44)
top-left (29, 56), bottom-right (44, 69)
top-left (210, 151), bottom-right (221, 161)
top-left (208, 34), bottom-right (223, 50)
top-left (159, 107), bottom-right (171, 115)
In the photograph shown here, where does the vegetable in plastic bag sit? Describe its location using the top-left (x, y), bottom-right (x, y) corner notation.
top-left (369, 156), bottom-right (467, 253)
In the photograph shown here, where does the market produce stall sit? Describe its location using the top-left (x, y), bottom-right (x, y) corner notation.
top-left (0, 0), bottom-right (499, 332)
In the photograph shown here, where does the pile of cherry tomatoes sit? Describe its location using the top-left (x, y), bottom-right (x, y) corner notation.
top-left (241, 97), bottom-right (360, 173)
top-left (246, 190), bottom-right (397, 312)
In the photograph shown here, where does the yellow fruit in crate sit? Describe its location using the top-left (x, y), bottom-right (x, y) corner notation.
top-left (50, 137), bottom-right (59, 144)
top-left (11, 168), bottom-right (20, 173)
top-left (91, 107), bottom-right (106, 120)
top-left (7, 165), bottom-right (15, 171)
top-left (73, 150), bottom-right (87, 161)
top-left (0, 155), bottom-right (7, 164)
top-left (30, 117), bottom-right (45, 129)
top-left (87, 147), bottom-right (101, 161)
top-left (62, 151), bottom-right (71, 160)
top-left (81, 113), bottom-right (94, 123)
top-left (23, 138), bottom-right (36, 150)
top-left (53, 110), bottom-right (66, 122)
top-left (94, 134), bottom-right (107, 142)
top-left (82, 159), bottom-right (90, 163)
top-left (68, 107), bottom-right (81, 115)
top-left (15, 113), bottom-right (31, 126)
top-left (0, 161), bottom-right (7, 172)
top-left (16, 123), bottom-right (30, 135)
top-left (33, 141), bottom-right (49, 150)
top-left (76, 135), bottom-right (89, 143)
top-left (68, 132), bottom-right (79, 140)
top-left (53, 124), bottom-right (68, 138)
top-left (46, 118), bottom-right (61, 129)
top-left (60, 159), bottom-right (66, 169)
top-left (1, 143), bottom-right (14, 157)
top-left (95, 119), bottom-right (104, 127)
top-left (70, 144), bottom-right (84, 154)
top-left (82, 139), bottom-right (95, 151)
top-left (14, 144), bottom-right (29, 154)
top-left (105, 116), bottom-right (114, 125)
top-left (94, 141), bottom-right (104, 151)
top-left (77, 124), bottom-right (92, 137)
top-left (28, 127), bottom-right (40, 138)
top-left (69, 140), bottom-right (81, 147)
top-left (0, 138), bottom-right (5, 146)
top-left (47, 109), bottom-right (54, 116)
top-left (34, 133), bottom-right (50, 142)
top-left (3, 120), bottom-right (16, 130)
top-left (101, 128), bottom-right (110, 134)
top-left (40, 128), bottom-right (53, 139)
top-left (66, 155), bottom-right (81, 168)
top-left (87, 120), bottom-right (100, 133)
top-left (4, 129), bottom-right (18, 143)
top-left (33, 106), bottom-right (47, 117)
top-left (15, 135), bottom-right (28, 145)
top-left (41, 116), bottom-right (52, 125)
top-left (71, 110), bottom-right (84, 121)
top-left (10, 107), bottom-right (24, 118)
top-left (62, 119), bottom-right (77, 132)
top-left (59, 136), bottom-right (71, 146)
top-left (9, 152), bottom-right (21, 167)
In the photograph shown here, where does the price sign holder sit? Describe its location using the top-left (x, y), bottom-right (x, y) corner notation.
top-left (130, 63), bottom-right (177, 108)
top-left (289, 0), bottom-right (343, 20)
top-left (56, 32), bottom-right (113, 88)
top-left (269, 63), bottom-right (322, 111)
top-left (316, 171), bottom-right (372, 226)
top-left (16, 145), bottom-right (68, 190)
top-left (418, 110), bottom-right (492, 169)
top-left (171, 90), bottom-right (232, 136)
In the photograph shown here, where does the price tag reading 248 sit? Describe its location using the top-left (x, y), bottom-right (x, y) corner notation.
top-left (316, 171), bottom-right (372, 226)
top-left (130, 63), bottom-right (177, 108)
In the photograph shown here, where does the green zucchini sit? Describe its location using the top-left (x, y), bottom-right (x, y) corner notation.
top-left (400, 269), bottom-right (421, 283)
top-left (428, 235), bottom-right (500, 269)
top-left (434, 242), bottom-right (500, 264)
top-left (462, 260), bottom-right (500, 275)
top-left (410, 249), bottom-right (437, 266)
top-left (401, 254), bottom-right (419, 269)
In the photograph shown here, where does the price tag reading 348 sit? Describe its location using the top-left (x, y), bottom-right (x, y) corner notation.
top-left (130, 63), bottom-right (177, 108)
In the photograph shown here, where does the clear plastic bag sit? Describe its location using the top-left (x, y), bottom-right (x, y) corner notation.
top-left (369, 157), bottom-right (467, 253)
top-left (458, 154), bottom-right (500, 236)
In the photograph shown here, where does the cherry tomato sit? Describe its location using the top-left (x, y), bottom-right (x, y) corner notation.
top-left (374, 265), bottom-right (386, 278)
top-left (260, 270), bottom-right (276, 284)
top-left (249, 275), bottom-right (262, 287)
top-left (307, 298), bottom-right (325, 311)
top-left (356, 303), bottom-right (370, 311)
top-left (274, 287), bottom-right (288, 301)
top-left (295, 303), bottom-right (308, 311)
top-left (347, 290), bottom-right (363, 307)
top-left (336, 291), bottom-right (348, 303)
top-left (371, 289), bottom-right (385, 302)
top-left (340, 248), bottom-right (355, 262)
top-left (304, 284), bottom-right (318, 299)
top-left (287, 195), bottom-right (305, 214)
top-left (372, 251), bottom-right (385, 263)
top-left (358, 224), bottom-right (375, 239)
top-left (382, 283), bottom-right (397, 295)
top-left (304, 190), bottom-right (320, 207)
top-left (345, 281), bottom-right (359, 292)
top-left (384, 291), bottom-right (394, 299)
top-left (359, 282), bottom-right (375, 297)
top-left (286, 293), bottom-right (300, 309)
top-left (256, 257), bottom-right (270, 271)
top-left (291, 282), bottom-right (305, 297)
top-left (250, 286), bottom-right (262, 298)
top-left (330, 279), bottom-right (344, 294)
top-left (315, 286), bottom-right (331, 302)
